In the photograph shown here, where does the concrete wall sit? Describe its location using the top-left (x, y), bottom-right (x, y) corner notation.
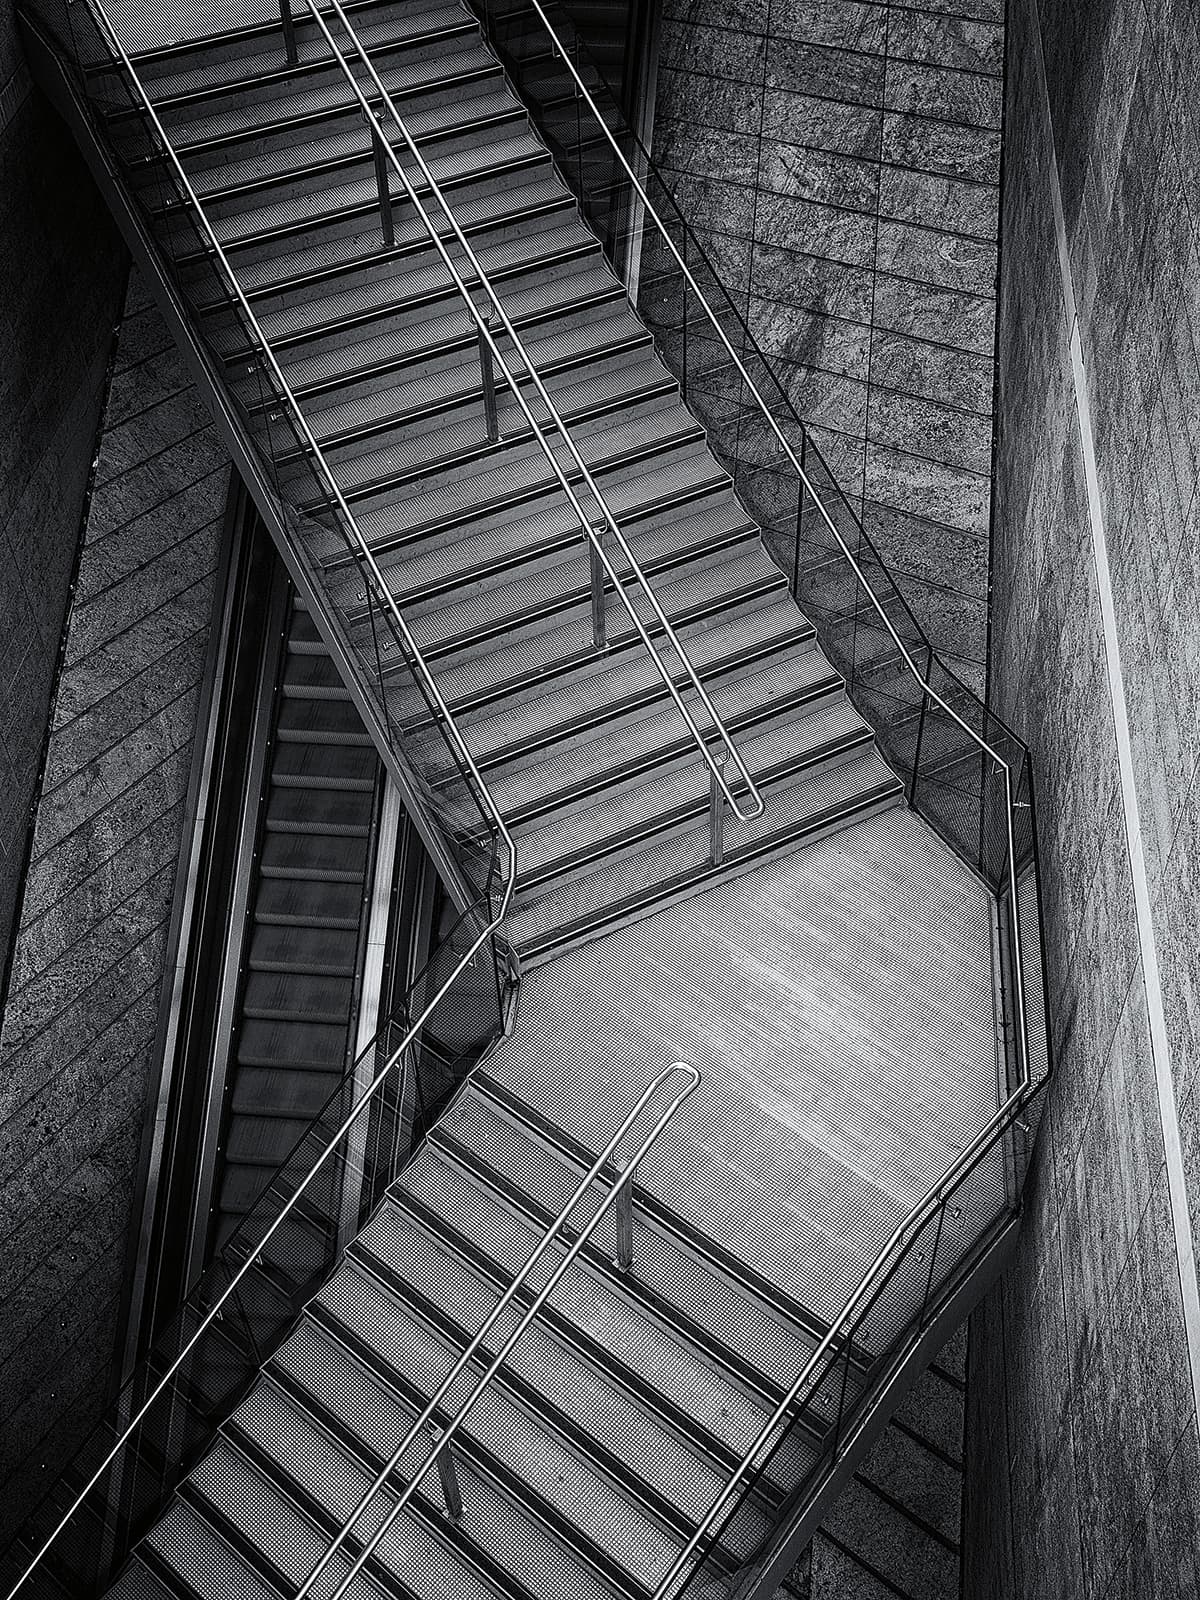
top-left (0, 275), bottom-right (230, 1544)
top-left (652, 0), bottom-right (1004, 691)
top-left (0, 1), bottom-right (127, 984)
top-left (963, 0), bottom-right (1200, 1593)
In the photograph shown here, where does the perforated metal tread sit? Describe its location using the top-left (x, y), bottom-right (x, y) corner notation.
top-left (122, 0), bottom-right (470, 105)
top-left (283, 321), bottom-right (664, 470)
top-left (382, 1151), bottom-right (828, 1462)
top-left (105, 1560), bottom-right (178, 1600)
top-left (145, 30), bottom-right (496, 156)
top-left (288, 1274), bottom-right (708, 1588)
top-left (408, 594), bottom-right (817, 767)
top-left (204, 1386), bottom-right (634, 1600)
top-left (256, 256), bottom-right (621, 389)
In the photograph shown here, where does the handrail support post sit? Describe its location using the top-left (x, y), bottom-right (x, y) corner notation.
top-left (590, 525), bottom-right (607, 651)
top-left (370, 119), bottom-right (394, 247)
top-left (479, 312), bottom-right (499, 443)
top-left (614, 1159), bottom-right (634, 1271)
top-left (429, 1428), bottom-right (463, 1521)
top-left (278, 0), bottom-right (298, 64)
top-left (710, 748), bottom-right (727, 866)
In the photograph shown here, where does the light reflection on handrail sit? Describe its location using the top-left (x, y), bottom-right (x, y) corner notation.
top-left (299, 1062), bottom-right (701, 1600)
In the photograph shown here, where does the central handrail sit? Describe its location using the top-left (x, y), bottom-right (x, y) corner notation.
top-left (297, 1061), bottom-right (702, 1600)
top-left (510, 0), bottom-right (1028, 1096)
top-left (292, 0), bottom-right (763, 823)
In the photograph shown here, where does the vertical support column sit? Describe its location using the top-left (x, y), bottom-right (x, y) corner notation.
top-left (278, 0), bottom-right (298, 64)
top-left (371, 121), bottom-right (395, 248)
top-left (479, 313), bottom-right (499, 444)
top-left (590, 525), bottom-right (607, 651)
top-left (680, 232), bottom-right (689, 410)
top-left (709, 748), bottom-right (727, 866)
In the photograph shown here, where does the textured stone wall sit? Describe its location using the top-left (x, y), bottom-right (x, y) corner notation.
top-left (0, 0), bottom-right (127, 983)
top-left (0, 275), bottom-right (230, 1544)
top-left (963, 0), bottom-right (1200, 1594)
top-left (652, 0), bottom-right (1003, 691)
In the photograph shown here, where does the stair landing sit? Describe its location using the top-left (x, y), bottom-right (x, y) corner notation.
top-left (488, 805), bottom-right (998, 1330)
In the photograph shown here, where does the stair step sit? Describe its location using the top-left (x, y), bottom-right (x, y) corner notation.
top-left (275, 697), bottom-right (376, 744)
top-left (299, 1273), bottom-right (699, 1591)
top-left (250, 254), bottom-right (620, 383)
top-left (387, 556), bottom-right (788, 731)
top-left (488, 648), bottom-right (848, 827)
top-left (155, 37), bottom-right (501, 161)
top-left (203, 173), bottom-right (578, 305)
top-left (153, 82), bottom-right (524, 208)
top-left (381, 1151), bottom-right (818, 1472)
top-left (107, 1558), bottom-right (179, 1600)
top-left (231, 1066), bottom-right (343, 1119)
top-left (266, 784), bottom-right (374, 832)
top-left (339, 1198), bottom-right (775, 1530)
top-left (387, 497), bottom-right (752, 678)
top-left (228, 1377), bottom-right (628, 1600)
top-left (511, 700), bottom-right (871, 886)
top-left (142, 1498), bottom-right (279, 1600)
top-left (340, 395), bottom-right (704, 531)
top-left (168, 125), bottom-right (550, 262)
top-left (429, 1087), bottom-right (844, 1404)
top-left (281, 307), bottom-right (655, 463)
top-left (247, 922), bottom-right (362, 974)
top-left (242, 967), bottom-right (355, 1021)
top-left (510, 749), bottom-right (903, 957)
top-left (237, 1011), bottom-right (349, 1065)
top-left (123, 2), bottom-right (475, 112)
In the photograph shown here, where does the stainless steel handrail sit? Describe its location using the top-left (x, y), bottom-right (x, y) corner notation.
top-left (298, 1062), bottom-right (702, 1600)
top-left (79, 0), bottom-right (518, 917)
top-left (1, 11), bottom-right (524, 1596)
top-left (650, 1071), bottom-right (1037, 1600)
top-left (299, 0), bottom-right (763, 823)
top-left (487, 8), bottom-right (1045, 1592)
top-left (512, 0), bottom-right (1029, 1087)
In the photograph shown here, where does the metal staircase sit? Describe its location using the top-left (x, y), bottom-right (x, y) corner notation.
top-left (212, 594), bottom-right (387, 1249)
top-left (3, 0), bottom-right (1052, 1598)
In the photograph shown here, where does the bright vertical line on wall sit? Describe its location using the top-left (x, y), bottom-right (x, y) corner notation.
top-left (1026, 0), bottom-right (1200, 1439)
